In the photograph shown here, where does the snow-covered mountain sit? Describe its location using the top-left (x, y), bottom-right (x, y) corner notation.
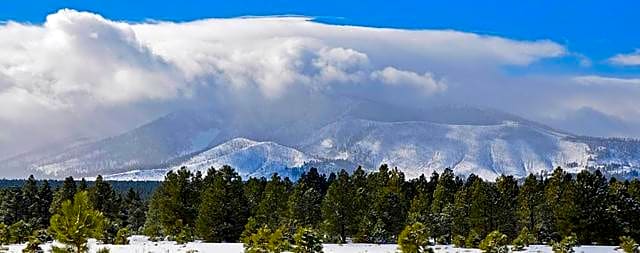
top-left (2, 101), bottom-right (640, 180)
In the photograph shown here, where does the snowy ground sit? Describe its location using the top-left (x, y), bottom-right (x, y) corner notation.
top-left (1, 236), bottom-right (620, 252)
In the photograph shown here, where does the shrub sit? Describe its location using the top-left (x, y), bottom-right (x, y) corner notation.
top-left (478, 230), bottom-right (508, 253)
top-left (512, 227), bottom-right (536, 251)
top-left (398, 222), bottom-right (433, 253)
top-left (551, 234), bottom-right (578, 253)
top-left (174, 226), bottom-right (194, 245)
top-left (452, 234), bottom-right (466, 248)
top-left (619, 236), bottom-right (639, 253)
top-left (21, 230), bottom-right (46, 253)
top-left (114, 228), bottom-right (130, 245)
top-left (244, 226), bottom-right (290, 253)
top-left (292, 227), bottom-right (323, 253)
top-left (465, 230), bottom-right (482, 248)
top-left (49, 191), bottom-right (105, 253)
top-left (96, 248), bottom-right (110, 253)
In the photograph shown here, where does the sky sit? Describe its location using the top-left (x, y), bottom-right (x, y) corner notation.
top-left (0, 1), bottom-right (639, 159)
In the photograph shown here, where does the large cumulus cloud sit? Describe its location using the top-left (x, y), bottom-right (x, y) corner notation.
top-left (1, 9), bottom-right (637, 159)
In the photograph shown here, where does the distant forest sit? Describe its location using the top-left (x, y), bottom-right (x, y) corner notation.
top-left (0, 166), bottom-right (639, 252)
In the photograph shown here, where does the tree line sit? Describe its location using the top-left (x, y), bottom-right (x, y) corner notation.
top-left (0, 165), bottom-right (639, 252)
top-left (143, 165), bottom-right (640, 247)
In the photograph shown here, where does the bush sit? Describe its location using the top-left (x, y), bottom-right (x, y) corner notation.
top-left (244, 226), bottom-right (290, 253)
top-left (49, 191), bottom-right (105, 253)
top-left (551, 234), bottom-right (578, 253)
top-left (22, 230), bottom-right (46, 253)
top-left (10, 220), bottom-right (31, 244)
top-left (398, 222), bottom-right (432, 253)
top-left (96, 248), bottom-right (110, 253)
top-left (174, 226), bottom-right (194, 245)
top-left (465, 230), bottom-right (482, 248)
top-left (452, 234), bottom-right (466, 248)
top-left (114, 228), bottom-right (130, 245)
top-left (619, 236), bottom-right (639, 253)
top-left (292, 227), bottom-right (323, 253)
top-left (512, 227), bottom-right (535, 251)
top-left (478, 230), bottom-right (508, 253)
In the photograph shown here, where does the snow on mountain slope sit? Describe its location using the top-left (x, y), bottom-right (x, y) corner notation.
top-left (300, 118), bottom-right (590, 179)
top-left (171, 138), bottom-right (317, 179)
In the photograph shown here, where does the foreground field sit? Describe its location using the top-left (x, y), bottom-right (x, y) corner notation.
top-left (0, 236), bottom-right (621, 253)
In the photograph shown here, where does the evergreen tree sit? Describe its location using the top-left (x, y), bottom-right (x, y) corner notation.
top-left (144, 168), bottom-right (199, 237)
top-left (292, 227), bottom-right (323, 253)
top-left (398, 222), bottom-right (432, 253)
top-left (478, 230), bottom-right (508, 253)
top-left (49, 177), bottom-right (77, 214)
top-left (21, 175), bottom-right (39, 225)
top-left (517, 174), bottom-right (543, 239)
top-left (429, 168), bottom-right (456, 241)
top-left (122, 188), bottom-right (146, 232)
top-left (36, 181), bottom-right (53, 229)
top-left (320, 170), bottom-right (353, 243)
top-left (495, 175), bottom-right (518, 239)
top-left (0, 188), bottom-right (22, 225)
top-left (288, 170), bottom-right (324, 229)
top-left (195, 166), bottom-right (249, 242)
top-left (574, 170), bottom-right (613, 244)
top-left (545, 168), bottom-right (577, 240)
top-left (49, 191), bottom-right (105, 253)
top-left (244, 177), bottom-right (267, 217)
top-left (254, 174), bottom-right (290, 229)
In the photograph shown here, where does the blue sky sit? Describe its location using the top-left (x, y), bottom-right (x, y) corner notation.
top-left (3, 0), bottom-right (639, 75)
top-left (1, 1), bottom-right (640, 157)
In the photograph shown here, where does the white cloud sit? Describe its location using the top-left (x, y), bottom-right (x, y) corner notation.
top-left (371, 67), bottom-right (446, 94)
top-left (609, 50), bottom-right (640, 66)
top-left (0, 9), bottom-right (579, 158)
top-left (573, 75), bottom-right (640, 86)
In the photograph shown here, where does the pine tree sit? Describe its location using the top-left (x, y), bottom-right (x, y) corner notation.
top-left (0, 188), bottom-right (22, 225)
top-left (398, 222), bottom-right (432, 253)
top-left (254, 174), bottom-right (290, 229)
top-left (195, 165), bottom-right (249, 242)
top-left (49, 191), bottom-right (105, 253)
top-left (429, 168), bottom-right (456, 241)
top-left (478, 230), bottom-right (508, 253)
top-left (144, 168), bottom-right (199, 237)
top-left (292, 227), bottom-right (323, 253)
top-left (288, 170), bottom-right (324, 229)
top-left (36, 181), bottom-right (53, 229)
top-left (545, 168), bottom-right (577, 240)
top-left (122, 188), bottom-right (146, 232)
top-left (244, 177), bottom-right (267, 217)
top-left (574, 170), bottom-right (612, 244)
top-left (21, 175), bottom-right (39, 225)
top-left (517, 174), bottom-right (543, 239)
top-left (320, 170), bottom-right (353, 243)
top-left (49, 177), bottom-right (76, 214)
top-left (495, 175), bottom-right (518, 239)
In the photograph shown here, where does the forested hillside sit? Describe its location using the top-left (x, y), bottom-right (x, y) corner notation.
top-left (0, 166), bottom-right (639, 252)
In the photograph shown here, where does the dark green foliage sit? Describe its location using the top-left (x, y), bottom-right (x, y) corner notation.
top-left (320, 170), bottom-right (353, 243)
top-left (398, 222), bottom-right (432, 253)
top-left (288, 168), bottom-right (325, 229)
top-left (9, 220), bottom-right (30, 244)
top-left (254, 174), bottom-right (291, 230)
top-left (517, 174), bottom-right (543, 239)
top-left (195, 166), bottom-right (249, 242)
top-left (292, 227), bottom-right (323, 253)
top-left (512, 227), bottom-right (535, 251)
top-left (243, 226), bottom-right (289, 253)
top-left (478, 230), bottom-right (508, 253)
top-left (49, 191), bottom-right (105, 253)
top-left (551, 234), bottom-right (578, 253)
top-left (143, 167), bottom-right (199, 237)
top-left (49, 177), bottom-right (76, 215)
top-left (114, 227), bottom-right (130, 245)
top-left (619, 236), bottom-right (639, 253)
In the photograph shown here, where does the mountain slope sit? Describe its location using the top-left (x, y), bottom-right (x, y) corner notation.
top-left (3, 102), bottom-right (640, 180)
top-left (300, 118), bottom-right (589, 179)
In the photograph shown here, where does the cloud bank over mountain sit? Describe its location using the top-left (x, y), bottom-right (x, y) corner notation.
top-left (0, 9), bottom-right (638, 159)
